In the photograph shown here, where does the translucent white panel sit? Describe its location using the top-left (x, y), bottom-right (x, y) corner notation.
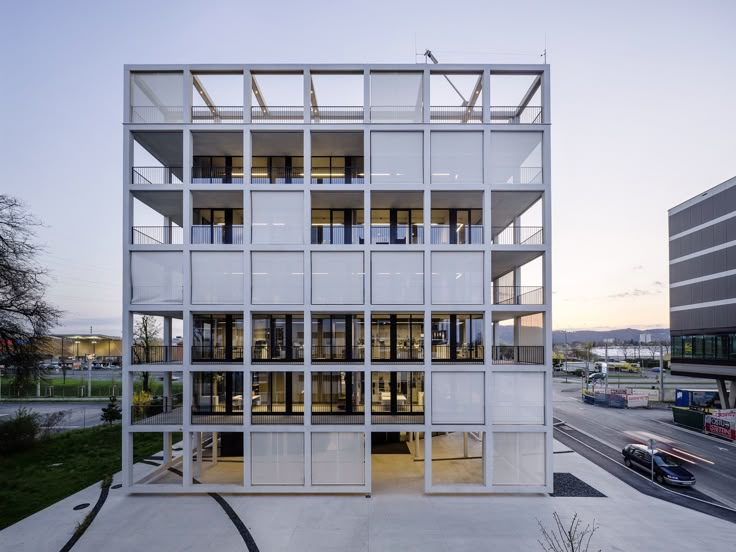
top-left (131, 252), bottom-right (183, 304)
top-left (519, 313), bottom-right (544, 346)
top-left (490, 132), bottom-right (543, 185)
top-left (370, 73), bottom-right (423, 123)
top-left (431, 252), bottom-right (484, 305)
top-left (371, 252), bottom-right (424, 305)
top-left (431, 132), bottom-right (483, 184)
top-left (251, 252), bottom-right (304, 304)
top-left (191, 252), bottom-right (244, 305)
top-left (492, 372), bottom-right (545, 425)
top-left (431, 372), bottom-right (485, 424)
top-left (311, 432), bottom-right (365, 485)
top-left (251, 433), bottom-right (305, 485)
top-left (492, 432), bottom-right (546, 486)
top-left (370, 132), bottom-right (423, 183)
top-left (130, 72), bottom-right (184, 123)
top-left (251, 192), bottom-right (304, 244)
top-left (311, 252), bottom-right (364, 305)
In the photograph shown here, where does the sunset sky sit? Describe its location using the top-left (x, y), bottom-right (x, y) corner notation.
top-left (1, 0), bottom-right (734, 334)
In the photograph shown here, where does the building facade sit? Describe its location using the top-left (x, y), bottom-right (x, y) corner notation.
top-left (122, 63), bottom-right (552, 494)
top-left (669, 176), bottom-right (736, 409)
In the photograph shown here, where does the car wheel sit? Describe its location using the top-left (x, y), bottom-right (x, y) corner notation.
top-left (624, 458), bottom-right (632, 468)
top-left (655, 473), bottom-right (664, 485)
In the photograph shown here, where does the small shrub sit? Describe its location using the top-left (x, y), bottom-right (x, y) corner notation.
top-left (100, 396), bottom-right (122, 425)
top-left (0, 407), bottom-right (41, 454)
top-left (39, 410), bottom-right (69, 439)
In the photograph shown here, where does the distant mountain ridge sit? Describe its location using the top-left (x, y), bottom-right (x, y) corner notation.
top-left (551, 328), bottom-right (669, 345)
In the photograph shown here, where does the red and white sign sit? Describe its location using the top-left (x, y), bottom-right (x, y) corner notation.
top-left (705, 411), bottom-right (736, 441)
top-left (626, 394), bottom-right (649, 408)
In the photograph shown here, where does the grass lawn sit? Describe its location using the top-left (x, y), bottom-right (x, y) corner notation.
top-left (0, 424), bottom-right (174, 529)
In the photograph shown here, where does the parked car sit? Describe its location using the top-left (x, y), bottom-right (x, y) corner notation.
top-left (621, 444), bottom-right (696, 486)
top-left (588, 372), bottom-right (606, 384)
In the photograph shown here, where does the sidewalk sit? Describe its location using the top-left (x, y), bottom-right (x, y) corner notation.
top-left (3, 439), bottom-right (735, 551)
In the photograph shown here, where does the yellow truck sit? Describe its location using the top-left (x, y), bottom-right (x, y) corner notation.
top-left (610, 361), bottom-right (641, 373)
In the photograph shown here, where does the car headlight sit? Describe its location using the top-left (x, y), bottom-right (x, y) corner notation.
top-left (666, 475), bottom-right (679, 480)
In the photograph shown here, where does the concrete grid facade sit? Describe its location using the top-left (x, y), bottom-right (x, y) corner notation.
top-left (122, 63), bottom-right (552, 494)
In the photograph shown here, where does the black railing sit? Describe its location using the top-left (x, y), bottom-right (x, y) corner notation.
top-left (191, 166), bottom-right (244, 184)
top-left (191, 106), bottom-right (244, 123)
top-left (311, 345), bottom-right (365, 362)
top-left (191, 225), bottom-right (244, 245)
top-left (251, 411), bottom-right (305, 425)
top-left (132, 226), bottom-right (183, 245)
top-left (430, 225), bottom-right (483, 244)
top-left (191, 405), bottom-right (244, 425)
top-left (131, 345), bottom-right (183, 365)
top-left (492, 345), bottom-right (545, 365)
top-left (251, 345), bottom-right (305, 363)
top-left (132, 166), bottom-right (183, 185)
top-left (251, 167), bottom-right (304, 184)
top-left (371, 413), bottom-right (425, 424)
top-left (432, 344), bottom-right (484, 362)
top-left (251, 106), bottom-right (304, 123)
top-left (369, 106), bottom-right (423, 123)
top-left (311, 225), bottom-right (365, 245)
top-left (370, 225), bottom-right (424, 244)
top-left (311, 167), bottom-right (365, 184)
top-left (492, 226), bottom-right (544, 245)
top-left (430, 106), bottom-right (483, 123)
top-left (371, 346), bottom-right (424, 362)
top-left (490, 106), bottom-right (543, 124)
top-left (311, 106), bottom-right (364, 123)
top-left (493, 286), bottom-right (544, 305)
top-left (130, 106), bottom-right (184, 124)
top-left (492, 166), bottom-right (543, 185)
top-left (131, 401), bottom-right (183, 425)
top-left (191, 346), bottom-right (244, 363)
top-left (311, 404), bottom-right (365, 425)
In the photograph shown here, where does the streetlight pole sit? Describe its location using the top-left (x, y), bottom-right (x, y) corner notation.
top-left (88, 340), bottom-right (96, 398)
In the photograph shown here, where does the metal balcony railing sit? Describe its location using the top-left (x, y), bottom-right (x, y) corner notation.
top-left (251, 345), bottom-right (305, 363)
top-left (311, 345), bottom-right (365, 363)
top-left (431, 344), bottom-right (484, 363)
top-left (371, 407), bottom-right (425, 425)
top-left (191, 105), bottom-right (244, 123)
top-left (191, 405), bottom-right (244, 425)
top-left (191, 225), bottom-right (244, 245)
top-left (430, 225), bottom-right (483, 245)
top-left (371, 346), bottom-right (424, 362)
top-left (311, 403), bottom-right (365, 424)
top-left (311, 167), bottom-right (365, 184)
top-left (191, 346), bottom-right (244, 363)
top-left (132, 166), bottom-right (183, 185)
top-left (369, 106), bottom-right (423, 123)
top-left (191, 166), bottom-right (244, 184)
top-left (251, 167), bottom-right (304, 184)
top-left (131, 345), bottom-right (183, 365)
top-left (132, 226), bottom-right (183, 245)
top-left (370, 225), bottom-right (424, 245)
top-left (492, 345), bottom-right (545, 365)
top-left (251, 410), bottom-right (305, 425)
top-left (490, 106), bottom-right (543, 124)
top-left (310, 225), bottom-right (365, 245)
top-left (131, 398), bottom-right (183, 425)
top-left (251, 106), bottom-right (304, 123)
top-left (492, 166), bottom-right (544, 185)
top-left (491, 226), bottom-right (544, 245)
top-left (310, 106), bottom-right (364, 123)
top-left (492, 286), bottom-right (544, 305)
top-left (130, 106), bottom-right (184, 124)
top-left (429, 106), bottom-right (483, 123)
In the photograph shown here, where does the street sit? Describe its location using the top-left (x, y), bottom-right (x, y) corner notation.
top-left (0, 401), bottom-right (107, 430)
top-left (553, 379), bottom-right (736, 509)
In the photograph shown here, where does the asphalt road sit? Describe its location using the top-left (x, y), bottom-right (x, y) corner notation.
top-left (0, 401), bottom-right (107, 430)
top-left (553, 379), bottom-right (736, 510)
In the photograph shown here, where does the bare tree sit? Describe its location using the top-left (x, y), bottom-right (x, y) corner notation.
top-left (537, 512), bottom-right (600, 552)
top-left (0, 195), bottom-right (61, 388)
top-left (133, 315), bottom-right (161, 391)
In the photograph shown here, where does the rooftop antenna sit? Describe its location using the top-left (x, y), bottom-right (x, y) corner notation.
top-left (424, 49), bottom-right (468, 106)
top-left (541, 33), bottom-right (547, 64)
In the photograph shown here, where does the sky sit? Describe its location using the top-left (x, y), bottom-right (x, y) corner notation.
top-left (1, 0), bottom-right (734, 335)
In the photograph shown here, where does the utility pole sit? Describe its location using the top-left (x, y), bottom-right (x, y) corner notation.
top-left (659, 344), bottom-right (665, 402)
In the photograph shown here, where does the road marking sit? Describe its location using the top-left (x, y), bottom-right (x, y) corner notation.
top-left (656, 420), bottom-right (736, 449)
top-left (671, 447), bottom-right (715, 465)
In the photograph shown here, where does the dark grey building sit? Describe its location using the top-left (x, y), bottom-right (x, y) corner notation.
top-left (669, 176), bottom-right (736, 408)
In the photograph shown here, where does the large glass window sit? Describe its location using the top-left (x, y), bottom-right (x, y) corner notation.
top-left (431, 314), bottom-right (484, 362)
top-left (371, 372), bottom-right (424, 422)
top-left (192, 314), bottom-right (244, 361)
top-left (251, 314), bottom-right (305, 361)
top-left (311, 315), bottom-right (364, 361)
top-left (311, 372), bottom-right (365, 423)
top-left (192, 208), bottom-right (244, 244)
top-left (251, 372), bottom-right (305, 423)
top-left (371, 314), bottom-right (424, 362)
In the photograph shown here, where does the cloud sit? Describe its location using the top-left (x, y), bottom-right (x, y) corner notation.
top-left (608, 288), bottom-right (662, 299)
top-left (652, 281), bottom-right (665, 287)
top-left (632, 265), bottom-right (644, 270)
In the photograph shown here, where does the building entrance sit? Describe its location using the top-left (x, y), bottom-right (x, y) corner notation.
top-left (370, 431), bottom-right (424, 494)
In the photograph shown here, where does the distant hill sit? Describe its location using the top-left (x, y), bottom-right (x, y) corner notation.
top-left (552, 328), bottom-right (670, 345)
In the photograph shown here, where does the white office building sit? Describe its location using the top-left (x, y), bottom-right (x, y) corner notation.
top-left (122, 63), bottom-right (552, 494)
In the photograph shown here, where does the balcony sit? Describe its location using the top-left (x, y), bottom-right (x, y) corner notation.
top-left (191, 106), bottom-right (244, 124)
top-left (430, 225), bottom-right (483, 245)
top-left (492, 167), bottom-right (544, 185)
top-left (311, 225), bottom-right (365, 245)
top-left (490, 106), bottom-right (543, 125)
top-left (310, 106), bottom-right (363, 123)
top-left (370, 225), bottom-right (424, 245)
top-left (131, 345), bottom-right (182, 365)
top-left (251, 105), bottom-right (304, 123)
top-left (431, 344), bottom-right (484, 363)
top-left (130, 106), bottom-right (184, 124)
top-left (251, 345), bottom-right (304, 364)
top-left (191, 405), bottom-right (244, 425)
top-left (371, 345), bottom-right (424, 363)
top-left (191, 166), bottom-right (244, 184)
top-left (132, 166), bottom-right (183, 185)
top-left (492, 286), bottom-right (544, 305)
top-left (311, 404), bottom-right (365, 425)
top-left (131, 398), bottom-right (183, 426)
top-left (191, 346), bottom-right (244, 363)
top-left (251, 166), bottom-right (304, 184)
top-left (492, 226), bottom-right (544, 245)
top-left (430, 106), bottom-right (482, 123)
top-left (132, 226), bottom-right (183, 245)
top-left (311, 157), bottom-right (365, 184)
top-left (369, 106), bottom-right (423, 123)
top-left (492, 345), bottom-right (544, 365)
top-left (191, 225), bottom-right (244, 245)
top-left (312, 345), bottom-right (365, 363)
top-left (251, 409), bottom-right (305, 425)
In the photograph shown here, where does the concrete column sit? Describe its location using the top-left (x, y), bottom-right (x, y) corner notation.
top-left (717, 379), bottom-right (730, 409)
top-left (212, 431), bottom-right (219, 465)
top-left (196, 431), bottom-right (203, 478)
top-left (243, 69), bottom-right (252, 124)
top-left (164, 432), bottom-right (172, 464)
top-left (164, 371), bottom-right (172, 411)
